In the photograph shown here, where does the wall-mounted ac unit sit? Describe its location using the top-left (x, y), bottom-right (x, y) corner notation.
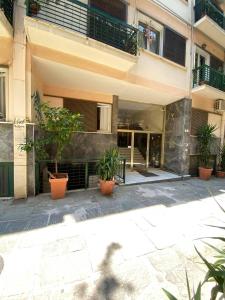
top-left (214, 99), bottom-right (225, 112)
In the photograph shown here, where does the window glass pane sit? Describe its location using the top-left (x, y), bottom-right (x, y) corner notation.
top-left (0, 75), bottom-right (6, 120)
top-left (138, 22), bottom-right (160, 54)
top-left (149, 28), bottom-right (159, 54)
top-left (163, 27), bottom-right (186, 66)
top-left (138, 22), bottom-right (147, 49)
top-left (97, 104), bottom-right (111, 132)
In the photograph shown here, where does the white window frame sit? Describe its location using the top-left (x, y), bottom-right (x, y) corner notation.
top-left (0, 68), bottom-right (8, 122)
top-left (138, 11), bottom-right (164, 56)
top-left (97, 103), bottom-right (112, 133)
top-left (194, 46), bottom-right (210, 68)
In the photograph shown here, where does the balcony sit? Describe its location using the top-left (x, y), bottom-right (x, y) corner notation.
top-left (25, 0), bottom-right (138, 71)
top-left (194, 0), bottom-right (225, 48)
top-left (192, 64), bottom-right (225, 100)
top-left (0, 0), bottom-right (13, 37)
top-left (0, 0), bottom-right (13, 25)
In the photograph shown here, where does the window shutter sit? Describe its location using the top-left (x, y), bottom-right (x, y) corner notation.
top-left (191, 109), bottom-right (208, 136)
top-left (163, 27), bottom-right (186, 66)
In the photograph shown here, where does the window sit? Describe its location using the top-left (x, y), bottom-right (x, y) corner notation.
top-left (138, 12), bottom-right (163, 55)
top-left (90, 0), bottom-right (127, 21)
top-left (191, 109), bottom-right (208, 136)
top-left (163, 27), bottom-right (186, 66)
top-left (138, 22), bottom-right (160, 54)
top-left (97, 104), bottom-right (111, 133)
top-left (0, 69), bottom-right (7, 121)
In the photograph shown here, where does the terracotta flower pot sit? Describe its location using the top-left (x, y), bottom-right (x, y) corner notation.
top-left (99, 180), bottom-right (115, 195)
top-left (30, 2), bottom-right (40, 15)
top-left (198, 167), bottom-right (213, 180)
top-left (216, 170), bottom-right (225, 178)
top-left (49, 173), bottom-right (68, 200)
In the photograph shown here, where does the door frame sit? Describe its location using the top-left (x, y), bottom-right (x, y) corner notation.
top-left (194, 46), bottom-right (210, 68)
top-left (117, 129), bottom-right (163, 169)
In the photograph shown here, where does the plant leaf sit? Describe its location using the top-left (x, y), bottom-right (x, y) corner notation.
top-left (162, 289), bottom-right (179, 300)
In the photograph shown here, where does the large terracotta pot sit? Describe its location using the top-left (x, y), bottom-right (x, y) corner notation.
top-left (198, 167), bottom-right (213, 180)
top-left (30, 2), bottom-right (40, 15)
top-left (49, 173), bottom-right (68, 200)
top-left (99, 180), bottom-right (115, 195)
top-left (216, 170), bottom-right (225, 178)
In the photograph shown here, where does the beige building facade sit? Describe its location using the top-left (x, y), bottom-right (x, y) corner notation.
top-left (0, 0), bottom-right (225, 198)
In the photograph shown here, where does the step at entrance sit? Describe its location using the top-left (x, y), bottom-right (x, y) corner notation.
top-left (119, 147), bottom-right (145, 165)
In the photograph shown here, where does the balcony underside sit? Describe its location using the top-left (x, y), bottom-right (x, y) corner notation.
top-left (192, 84), bottom-right (225, 100)
top-left (0, 10), bottom-right (12, 38)
top-left (194, 16), bottom-right (225, 48)
top-left (25, 17), bottom-right (137, 72)
top-left (32, 56), bottom-right (187, 106)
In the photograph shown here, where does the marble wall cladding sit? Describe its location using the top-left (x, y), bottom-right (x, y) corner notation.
top-left (62, 133), bottom-right (117, 160)
top-left (0, 123), bottom-right (13, 162)
top-left (164, 98), bottom-right (192, 175)
top-left (26, 124), bottom-right (35, 196)
top-left (112, 96), bottom-right (118, 134)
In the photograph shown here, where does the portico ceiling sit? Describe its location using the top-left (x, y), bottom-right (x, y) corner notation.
top-left (32, 56), bottom-right (187, 105)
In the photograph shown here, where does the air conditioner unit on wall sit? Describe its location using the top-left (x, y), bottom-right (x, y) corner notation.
top-left (214, 99), bottom-right (225, 112)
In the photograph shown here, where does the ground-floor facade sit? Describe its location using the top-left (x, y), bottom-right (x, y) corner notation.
top-left (1, 90), bottom-right (224, 198)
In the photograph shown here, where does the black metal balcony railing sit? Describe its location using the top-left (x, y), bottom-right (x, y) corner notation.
top-left (35, 158), bottom-right (126, 194)
top-left (0, 0), bottom-right (14, 25)
top-left (27, 0), bottom-right (138, 56)
top-left (193, 64), bottom-right (225, 92)
top-left (195, 0), bottom-right (225, 30)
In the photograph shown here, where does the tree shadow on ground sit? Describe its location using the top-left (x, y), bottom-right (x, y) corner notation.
top-left (75, 242), bottom-right (134, 300)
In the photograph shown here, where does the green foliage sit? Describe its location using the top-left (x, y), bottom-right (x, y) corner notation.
top-left (163, 200), bottom-right (225, 300)
top-left (96, 148), bottom-right (120, 181)
top-left (217, 144), bottom-right (225, 171)
top-left (197, 124), bottom-right (216, 168)
top-left (20, 91), bottom-right (83, 173)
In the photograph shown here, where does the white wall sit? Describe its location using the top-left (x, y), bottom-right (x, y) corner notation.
top-left (153, 0), bottom-right (192, 24)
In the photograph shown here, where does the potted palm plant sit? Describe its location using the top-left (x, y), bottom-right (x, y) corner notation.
top-left (216, 143), bottom-right (225, 178)
top-left (197, 124), bottom-right (216, 180)
top-left (24, 0), bottom-right (51, 15)
top-left (21, 92), bottom-right (83, 199)
top-left (96, 148), bottom-right (120, 195)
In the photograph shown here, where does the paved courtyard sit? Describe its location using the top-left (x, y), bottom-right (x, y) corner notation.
top-left (0, 178), bottom-right (225, 299)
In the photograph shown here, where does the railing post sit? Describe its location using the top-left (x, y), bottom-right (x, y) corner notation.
top-left (85, 162), bottom-right (88, 189)
top-left (123, 158), bottom-right (126, 183)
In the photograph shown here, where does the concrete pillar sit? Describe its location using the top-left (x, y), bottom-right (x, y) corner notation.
top-left (220, 112), bottom-right (225, 146)
top-left (112, 95), bottom-right (118, 134)
top-left (13, 0), bottom-right (28, 199)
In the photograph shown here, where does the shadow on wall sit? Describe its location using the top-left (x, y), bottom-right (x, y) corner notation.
top-left (74, 243), bottom-right (134, 300)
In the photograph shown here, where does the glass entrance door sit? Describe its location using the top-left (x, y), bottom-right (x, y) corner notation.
top-left (133, 132), bottom-right (148, 168)
top-left (118, 130), bottom-right (162, 169)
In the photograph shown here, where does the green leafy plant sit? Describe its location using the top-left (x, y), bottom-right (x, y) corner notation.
top-left (217, 144), bottom-right (225, 171)
top-left (163, 201), bottom-right (225, 300)
top-left (96, 148), bottom-right (120, 181)
top-left (20, 91), bottom-right (83, 174)
top-left (197, 124), bottom-right (216, 168)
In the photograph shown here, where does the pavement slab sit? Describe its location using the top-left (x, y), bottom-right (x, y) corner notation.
top-left (0, 178), bottom-right (225, 299)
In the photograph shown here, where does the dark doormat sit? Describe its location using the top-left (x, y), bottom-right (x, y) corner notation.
top-left (137, 170), bottom-right (158, 177)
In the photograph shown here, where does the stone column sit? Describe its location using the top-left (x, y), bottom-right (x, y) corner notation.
top-left (111, 95), bottom-right (118, 134)
top-left (164, 98), bottom-right (192, 175)
top-left (13, 0), bottom-right (28, 199)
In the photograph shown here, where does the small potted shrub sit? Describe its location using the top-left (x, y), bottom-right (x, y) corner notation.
top-left (24, 0), bottom-right (41, 15)
top-left (216, 144), bottom-right (225, 178)
top-left (97, 148), bottom-right (120, 195)
top-left (24, 0), bottom-right (51, 15)
top-left (21, 92), bottom-right (83, 199)
top-left (197, 124), bottom-right (216, 180)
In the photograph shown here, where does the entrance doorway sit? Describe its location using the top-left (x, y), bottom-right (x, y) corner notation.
top-left (117, 130), bottom-right (162, 169)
